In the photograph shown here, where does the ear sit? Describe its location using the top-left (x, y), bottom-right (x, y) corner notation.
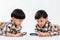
top-left (11, 17), bottom-right (15, 20)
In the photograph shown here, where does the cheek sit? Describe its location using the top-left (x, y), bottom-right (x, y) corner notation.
top-left (37, 22), bottom-right (41, 25)
top-left (16, 21), bottom-right (20, 23)
top-left (16, 20), bottom-right (22, 24)
top-left (42, 21), bottom-right (45, 23)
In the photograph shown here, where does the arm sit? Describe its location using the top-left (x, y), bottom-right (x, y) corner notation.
top-left (37, 32), bottom-right (51, 37)
top-left (55, 25), bottom-right (60, 35)
top-left (6, 32), bottom-right (22, 37)
top-left (44, 32), bottom-right (51, 37)
top-left (6, 33), bottom-right (16, 37)
top-left (49, 24), bottom-right (60, 36)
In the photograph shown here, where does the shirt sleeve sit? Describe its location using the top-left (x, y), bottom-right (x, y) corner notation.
top-left (35, 25), bottom-right (41, 32)
top-left (2, 23), bottom-right (11, 36)
top-left (17, 26), bottom-right (22, 33)
top-left (50, 25), bottom-right (58, 36)
top-left (2, 23), bottom-right (7, 36)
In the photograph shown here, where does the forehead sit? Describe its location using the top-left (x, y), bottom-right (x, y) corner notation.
top-left (13, 18), bottom-right (22, 20)
top-left (13, 18), bottom-right (23, 21)
top-left (37, 17), bottom-right (47, 21)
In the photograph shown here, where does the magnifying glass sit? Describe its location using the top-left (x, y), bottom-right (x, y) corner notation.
top-left (22, 32), bottom-right (27, 36)
top-left (30, 33), bottom-right (38, 36)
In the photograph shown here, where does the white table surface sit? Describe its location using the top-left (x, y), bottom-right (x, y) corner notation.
top-left (0, 34), bottom-right (60, 40)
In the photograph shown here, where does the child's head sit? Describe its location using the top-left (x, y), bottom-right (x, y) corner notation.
top-left (11, 9), bottom-right (25, 26)
top-left (35, 10), bottom-right (48, 27)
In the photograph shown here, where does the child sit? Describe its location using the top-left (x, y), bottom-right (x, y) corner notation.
top-left (0, 9), bottom-right (26, 37)
top-left (34, 10), bottom-right (60, 37)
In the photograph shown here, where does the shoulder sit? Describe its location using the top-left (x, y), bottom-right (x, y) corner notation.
top-left (3, 21), bottom-right (13, 28)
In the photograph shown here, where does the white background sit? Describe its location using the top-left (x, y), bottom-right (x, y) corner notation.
top-left (0, 0), bottom-right (60, 40)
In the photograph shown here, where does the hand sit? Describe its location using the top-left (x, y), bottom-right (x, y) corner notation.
top-left (15, 33), bottom-right (23, 37)
top-left (37, 32), bottom-right (50, 37)
top-left (45, 32), bottom-right (51, 37)
top-left (38, 32), bottom-right (45, 37)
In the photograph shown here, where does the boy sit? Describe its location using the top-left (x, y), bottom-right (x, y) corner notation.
top-left (0, 9), bottom-right (26, 37)
top-left (34, 10), bottom-right (60, 37)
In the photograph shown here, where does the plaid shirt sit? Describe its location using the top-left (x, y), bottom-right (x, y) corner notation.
top-left (35, 21), bottom-right (58, 36)
top-left (2, 21), bottom-right (22, 36)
